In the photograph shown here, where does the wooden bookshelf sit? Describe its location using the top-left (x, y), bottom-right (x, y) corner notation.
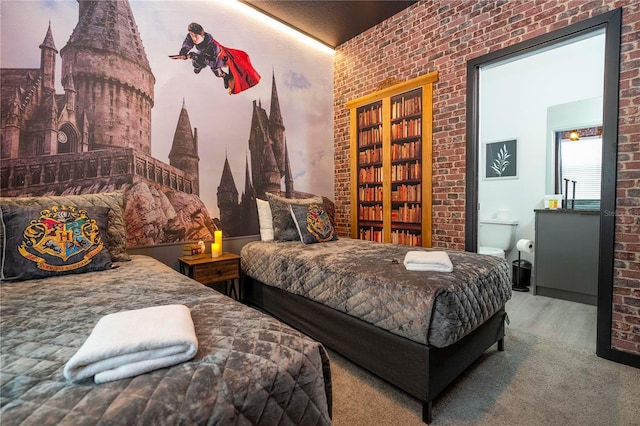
top-left (348, 72), bottom-right (437, 247)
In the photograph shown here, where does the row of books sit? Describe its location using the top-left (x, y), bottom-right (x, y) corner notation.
top-left (391, 204), bottom-right (421, 223)
top-left (390, 230), bottom-right (422, 246)
top-left (358, 126), bottom-right (382, 146)
top-left (391, 95), bottom-right (421, 120)
top-left (359, 204), bottom-right (383, 221)
top-left (359, 184), bottom-right (383, 202)
top-left (359, 165), bottom-right (383, 184)
top-left (391, 161), bottom-right (421, 181)
top-left (358, 146), bottom-right (382, 164)
top-left (391, 118), bottom-right (421, 140)
top-left (391, 141), bottom-right (421, 161)
top-left (391, 183), bottom-right (421, 202)
top-left (358, 105), bottom-right (382, 127)
top-left (359, 227), bottom-right (384, 242)
top-left (360, 141), bottom-right (421, 163)
top-left (358, 228), bottom-right (422, 246)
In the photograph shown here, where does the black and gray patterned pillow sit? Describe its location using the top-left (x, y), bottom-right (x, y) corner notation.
top-left (0, 191), bottom-right (129, 262)
top-left (321, 196), bottom-right (337, 229)
top-left (1, 204), bottom-right (112, 281)
top-left (266, 193), bottom-right (323, 241)
top-left (290, 203), bottom-right (337, 244)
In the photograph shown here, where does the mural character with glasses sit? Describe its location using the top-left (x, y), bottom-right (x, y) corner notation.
top-left (170, 22), bottom-right (261, 95)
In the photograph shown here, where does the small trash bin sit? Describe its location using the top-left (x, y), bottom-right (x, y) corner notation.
top-left (512, 259), bottom-right (532, 287)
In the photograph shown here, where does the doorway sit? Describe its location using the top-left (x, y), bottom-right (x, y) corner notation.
top-left (465, 9), bottom-right (621, 361)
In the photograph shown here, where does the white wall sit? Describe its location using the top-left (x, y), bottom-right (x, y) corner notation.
top-left (478, 31), bottom-right (605, 263)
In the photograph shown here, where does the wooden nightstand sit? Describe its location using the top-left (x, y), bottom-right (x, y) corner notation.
top-left (178, 252), bottom-right (241, 300)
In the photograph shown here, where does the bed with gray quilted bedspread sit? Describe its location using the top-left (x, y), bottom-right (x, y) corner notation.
top-left (241, 239), bottom-right (511, 348)
top-left (0, 255), bottom-right (331, 425)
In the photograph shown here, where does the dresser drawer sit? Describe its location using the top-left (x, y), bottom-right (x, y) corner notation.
top-left (192, 259), bottom-right (239, 284)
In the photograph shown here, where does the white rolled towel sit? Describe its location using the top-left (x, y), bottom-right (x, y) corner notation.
top-left (64, 304), bottom-right (198, 384)
top-left (403, 250), bottom-right (454, 272)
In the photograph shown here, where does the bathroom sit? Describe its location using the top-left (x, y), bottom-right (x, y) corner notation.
top-left (476, 30), bottom-right (605, 290)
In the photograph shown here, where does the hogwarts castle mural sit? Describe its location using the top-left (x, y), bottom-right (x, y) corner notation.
top-left (218, 75), bottom-right (306, 237)
top-left (0, 0), bottom-right (334, 247)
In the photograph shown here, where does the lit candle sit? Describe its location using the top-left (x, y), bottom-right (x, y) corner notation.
top-left (211, 243), bottom-right (220, 258)
top-left (214, 230), bottom-right (223, 255)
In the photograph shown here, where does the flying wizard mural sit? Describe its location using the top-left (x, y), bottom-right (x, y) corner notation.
top-left (171, 22), bottom-right (261, 95)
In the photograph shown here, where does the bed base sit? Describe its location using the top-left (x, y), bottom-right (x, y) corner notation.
top-left (242, 276), bottom-right (506, 424)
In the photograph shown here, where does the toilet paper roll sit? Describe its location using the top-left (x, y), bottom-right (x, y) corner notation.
top-left (516, 239), bottom-right (535, 253)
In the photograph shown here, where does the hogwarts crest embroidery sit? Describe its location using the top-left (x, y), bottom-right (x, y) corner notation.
top-left (305, 204), bottom-right (335, 242)
top-left (18, 205), bottom-right (104, 272)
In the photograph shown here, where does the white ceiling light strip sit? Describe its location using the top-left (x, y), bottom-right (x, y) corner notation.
top-left (224, 0), bottom-right (335, 55)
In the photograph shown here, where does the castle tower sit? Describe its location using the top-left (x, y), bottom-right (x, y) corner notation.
top-left (242, 154), bottom-right (255, 203)
top-left (283, 140), bottom-right (294, 197)
top-left (248, 99), bottom-right (270, 196)
top-left (60, 0), bottom-right (155, 154)
top-left (268, 72), bottom-right (285, 174)
top-left (263, 139), bottom-right (281, 194)
top-left (39, 23), bottom-right (60, 156)
top-left (39, 22), bottom-right (57, 95)
top-left (246, 75), bottom-right (293, 199)
top-left (1, 89), bottom-right (22, 159)
top-left (217, 156), bottom-right (239, 233)
top-left (169, 100), bottom-right (200, 195)
top-left (240, 154), bottom-right (259, 235)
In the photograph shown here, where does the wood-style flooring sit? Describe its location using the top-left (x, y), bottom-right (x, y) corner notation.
top-left (505, 288), bottom-right (597, 351)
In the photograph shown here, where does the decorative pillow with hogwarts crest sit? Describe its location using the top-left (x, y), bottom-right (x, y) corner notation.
top-left (0, 204), bottom-right (112, 281)
top-left (290, 203), bottom-right (338, 244)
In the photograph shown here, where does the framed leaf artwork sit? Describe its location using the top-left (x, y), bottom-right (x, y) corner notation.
top-left (483, 139), bottom-right (518, 179)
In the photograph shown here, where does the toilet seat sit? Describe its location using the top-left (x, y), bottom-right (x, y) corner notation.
top-left (478, 247), bottom-right (505, 258)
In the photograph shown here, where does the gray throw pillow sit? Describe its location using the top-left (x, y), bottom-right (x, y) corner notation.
top-left (266, 193), bottom-right (323, 241)
top-left (0, 191), bottom-right (129, 262)
top-left (1, 204), bottom-right (112, 281)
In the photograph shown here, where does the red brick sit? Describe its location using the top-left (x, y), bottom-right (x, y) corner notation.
top-left (334, 0), bottom-right (640, 355)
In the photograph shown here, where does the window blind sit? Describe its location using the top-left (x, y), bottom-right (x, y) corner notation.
top-left (560, 136), bottom-right (602, 200)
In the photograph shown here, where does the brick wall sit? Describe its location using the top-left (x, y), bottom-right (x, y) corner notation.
top-left (333, 0), bottom-right (639, 356)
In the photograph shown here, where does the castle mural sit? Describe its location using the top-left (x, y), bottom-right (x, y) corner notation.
top-left (0, 0), bottom-right (334, 247)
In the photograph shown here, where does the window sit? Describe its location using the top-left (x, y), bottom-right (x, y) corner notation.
top-left (555, 127), bottom-right (602, 209)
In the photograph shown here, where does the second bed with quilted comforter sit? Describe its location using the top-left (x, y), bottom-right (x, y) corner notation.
top-left (241, 237), bottom-right (512, 423)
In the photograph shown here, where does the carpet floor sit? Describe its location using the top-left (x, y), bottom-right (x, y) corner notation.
top-left (328, 327), bottom-right (640, 425)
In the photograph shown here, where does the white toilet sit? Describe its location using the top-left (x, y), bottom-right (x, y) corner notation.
top-left (478, 218), bottom-right (518, 258)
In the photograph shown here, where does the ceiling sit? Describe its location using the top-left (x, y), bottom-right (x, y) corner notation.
top-left (241, 1), bottom-right (419, 48)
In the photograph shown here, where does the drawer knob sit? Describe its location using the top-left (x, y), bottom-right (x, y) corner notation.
top-left (216, 269), bottom-right (222, 275)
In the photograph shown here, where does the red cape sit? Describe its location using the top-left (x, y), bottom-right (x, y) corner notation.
top-left (215, 41), bottom-right (261, 95)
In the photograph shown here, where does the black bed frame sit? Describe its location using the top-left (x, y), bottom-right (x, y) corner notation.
top-left (242, 276), bottom-right (506, 424)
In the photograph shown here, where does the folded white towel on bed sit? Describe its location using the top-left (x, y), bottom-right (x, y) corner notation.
top-left (64, 304), bottom-right (198, 384)
top-left (403, 250), bottom-right (454, 272)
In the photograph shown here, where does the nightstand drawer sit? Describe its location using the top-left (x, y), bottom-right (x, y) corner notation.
top-left (192, 260), bottom-right (239, 284)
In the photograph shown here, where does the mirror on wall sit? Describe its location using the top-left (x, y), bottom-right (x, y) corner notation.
top-left (465, 9), bottom-right (621, 361)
